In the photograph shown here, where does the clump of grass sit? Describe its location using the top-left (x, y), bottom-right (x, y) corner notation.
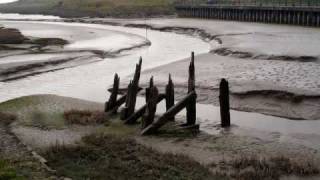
top-left (0, 112), bottom-right (17, 125)
top-left (43, 134), bottom-right (220, 180)
top-left (229, 155), bottom-right (319, 180)
top-left (32, 38), bottom-right (69, 46)
top-left (63, 110), bottom-right (108, 125)
top-left (0, 159), bottom-right (23, 180)
top-left (0, 96), bottom-right (35, 113)
top-left (97, 119), bottom-right (138, 136)
top-left (26, 110), bottom-right (65, 129)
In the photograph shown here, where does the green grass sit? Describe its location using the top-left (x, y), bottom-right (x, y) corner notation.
top-left (0, 96), bottom-right (66, 129)
top-left (97, 117), bottom-right (139, 136)
top-left (25, 110), bottom-right (65, 129)
top-left (0, 112), bottom-right (16, 125)
top-left (0, 96), bottom-right (36, 113)
top-left (43, 134), bottom-right (221, 180)
top-left (0, 0), bottom-right (177, 17)
top-left (222, 155), bottom-right (319, 180)
top-left (0, 159), bottom-right (24, 180)
top-left (0, 0), bottom-right (317, 18)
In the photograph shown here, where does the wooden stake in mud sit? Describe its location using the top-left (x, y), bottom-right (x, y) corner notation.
top-left (186, 52), bottom-right (196, 125)
top-left (145, 76), bottom-right (154, 103)
top-left (165, 74), bottom-right (175, 121)
top-left (141, 78), bottom-right (159, 129)
top-left (219, 78), bottom-right (230, 127)
top-left (121, 58), bottom-right (142, 120)
top-left (105, 73), bottom-right (120, 113)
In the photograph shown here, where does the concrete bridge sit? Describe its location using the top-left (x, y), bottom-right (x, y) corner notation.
top-left (175, 2), bottom-right (320, 27)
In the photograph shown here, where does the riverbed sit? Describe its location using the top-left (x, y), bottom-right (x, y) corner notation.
top-left (1, 14), bottom-right (320, 155)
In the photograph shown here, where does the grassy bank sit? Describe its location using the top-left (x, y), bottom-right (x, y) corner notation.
top-left (1, 95), bottom-right (320, 179)
top-left (43, 134), bottom-right (220, 180)
top-left (0, 0), bottom-right (177, 18)
top-left (0, 95), bottom-right (219, 179)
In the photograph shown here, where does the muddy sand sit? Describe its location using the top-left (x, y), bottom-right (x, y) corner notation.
top-left (0, 22), bottom-right (150, 81)
top-left (138, 53), bottom-right (320, 120)
top-left (1, 17), bottom-right (319, 119)
top-left (81, 18), bottom-right (320, 120)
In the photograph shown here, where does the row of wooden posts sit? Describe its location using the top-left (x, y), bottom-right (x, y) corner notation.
top-left (105, 52), bottom-right (231, 135)
top-left (176, 6), bottom-right (320, 27)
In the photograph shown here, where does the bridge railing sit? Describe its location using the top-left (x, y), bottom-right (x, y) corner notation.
top-left (175, 0), bottom-right (320, 7)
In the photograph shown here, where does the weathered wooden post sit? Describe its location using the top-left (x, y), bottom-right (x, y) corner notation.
top-left (121, 81), bottom-right (132, 120)
top-left (219, 78), bottom-right (231, 127)
top-left (105, 73), bottom-right (120, 113)
top-left (141, 78), bottom-right (159, 129)
top-left (120, 58), bottom-right (142, 120)
top-left (186, 52), bottom-right (196, 125)
top-left (145, 76), bottom-right (154, 103)
top-left (165, 74), bottom-right (175, 121)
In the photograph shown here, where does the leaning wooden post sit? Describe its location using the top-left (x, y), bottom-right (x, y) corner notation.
top-left (141, 78), bottom-right (158, 129)
top-left (165, 74), bottom-right (175, 121)
top-left (186, 52), bottom-right (196, 125)
top-left (219, 78), bottom-right (231, 127)
top-left (105, 73), bottom-right (120, 113)
top-left (141, 91), bottom-right (197, 135)
top-left (121, 58), bottom-right (142, 120)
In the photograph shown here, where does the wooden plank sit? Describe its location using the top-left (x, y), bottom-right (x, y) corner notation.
top-left (141, 91), bottom-right (196, 135)
top-left (125, 94), bottom-right (165, 124)
top-left (108, 87), bottom-right (142, 95)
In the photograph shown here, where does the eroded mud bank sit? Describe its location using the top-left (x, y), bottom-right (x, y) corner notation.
top-left (138, 53), bottom-right (320, 120)
top-left (0, 21), bottom-right (151, 82)
top-left (67, 18), bottom-right (320, 62)
top-left (2, 95), bottom-right (320, 180)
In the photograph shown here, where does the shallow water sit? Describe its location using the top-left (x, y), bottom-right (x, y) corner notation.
top-left (0, 12), bottom-right (60, 19)
top-left (1, 20), bottom-right (148, 53)
top-left (0, 20), bottom-right (210, 102)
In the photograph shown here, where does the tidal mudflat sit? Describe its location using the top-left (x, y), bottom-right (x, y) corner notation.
top-left (1, 14), bottom-right (320, 180)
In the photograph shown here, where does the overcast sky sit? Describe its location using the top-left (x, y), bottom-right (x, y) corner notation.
top-left (0, 0), bottom-right (18, 4)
